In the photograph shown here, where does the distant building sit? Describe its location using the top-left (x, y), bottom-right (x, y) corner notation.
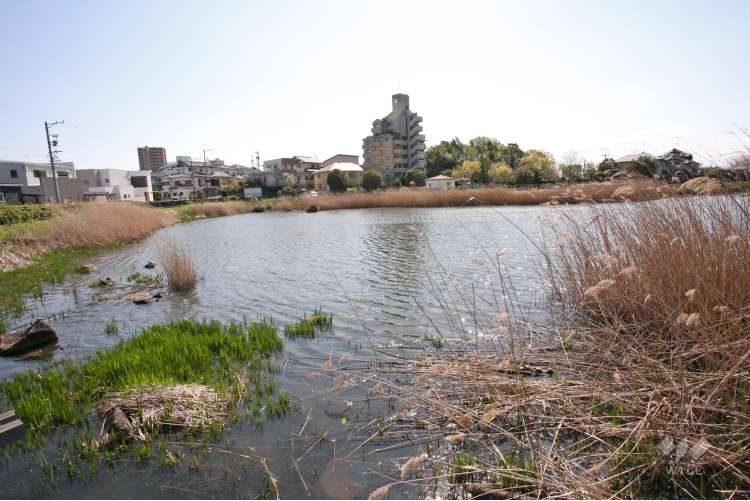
top-left (262, 156), bottom-right (321, 188)
top-left (313, 162), bottom-right (363, 191)
top-left (137, 146), bottom-right (167, 171)
top-left (426, 175), bottom-right (456, 190)
top-left (322, 154), bottom-right (359, 167)
top-left (76, 169), bottom-right (153, 202)
top-left (363, 93), bottom-right (425, 183)
top-left (0, 160), bottom-right (79, 203)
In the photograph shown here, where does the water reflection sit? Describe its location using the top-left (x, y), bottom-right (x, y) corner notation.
top-left (0, 205), bottom-right (569, 499)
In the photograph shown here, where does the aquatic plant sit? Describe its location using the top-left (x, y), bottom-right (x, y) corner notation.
top-left (104, 319), bottom-right (118, 335)
top-left (158, 239), bottom-right (197, 292)
top-left (0, 319), bottom-right (284, 440)
top-left (284, 308), bottom-right (332, 338)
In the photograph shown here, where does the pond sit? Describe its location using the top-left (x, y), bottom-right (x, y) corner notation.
top-left (0, 205), bottom-right (573, 499)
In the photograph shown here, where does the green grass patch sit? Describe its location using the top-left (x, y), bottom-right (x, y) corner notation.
top-left (126, 272), bottom-right (161, 285)
top-left (0, 205), bottom-right (55, 225)
top-left (0, 246), bottom-right (99, 321)
top-left (284, 308), bottom-right (333, 338)
top-left (0, 319), bottom-right (285, 442)
top-left (104, 319), bottom-right (118, 335)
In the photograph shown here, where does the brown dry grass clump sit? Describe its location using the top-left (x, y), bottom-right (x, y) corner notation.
top-left (52, 202), bottom-right (176, 247)
top-left (551, 195), bottom-right (750, 364)
top-left (159, 238), bottom-right (197, 292)
top-left (276, 180), bottom-right (674, 211)
top-left (341, 194), bottom-right (750, 499)
top-left (0, 202), bottom-right (176, 271)
top-left (180, 201), bottom-right (256, 219)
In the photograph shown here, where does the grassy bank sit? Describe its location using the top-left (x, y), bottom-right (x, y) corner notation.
top-left (0, 203), bottom-right (176, 326)
top-left (0, 319), bottom-right (285, 442)
top-left (343, 194), bottom-right (750, 499)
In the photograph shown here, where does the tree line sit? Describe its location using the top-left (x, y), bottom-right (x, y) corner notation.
top-left (426, 136), bottom-right (596, 185)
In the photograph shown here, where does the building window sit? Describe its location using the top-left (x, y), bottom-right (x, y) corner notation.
top-left (33, 170), bottom-right (46, 178)
top-left (9, 169), bottom-right (18, 178)
top-left (130, 176), bottom-right (147, 188)
top-left (83, 180), bottom-right (89, 186)
top-left (58, 171), bottom-right (69, 177)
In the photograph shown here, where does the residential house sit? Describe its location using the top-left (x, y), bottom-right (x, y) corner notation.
top-left (426, 175), bottom-right (456, 189)
top-left (0, 160), bottom-right (80, 203)
top-left (262, 156), bottom-right (321, 188)
top-left (313, 161), bottom-right (363, 191)
top-left (76, 169), bottom-right (153, 202)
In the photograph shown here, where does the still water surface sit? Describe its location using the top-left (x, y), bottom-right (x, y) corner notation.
top-left (0, 205), bottom-right (568, 499)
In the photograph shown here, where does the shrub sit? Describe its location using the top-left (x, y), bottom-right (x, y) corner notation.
top-left (278, 186), bottom-right (298, 197)
top-left (306, 204), bottom-right (318, 213)
top-left (326, 169), bottom-right (348, 193)
top-left (0, 205), bottom-right (54, 225)
top-left (404, 170), bottom-right (426, 187)
top-left (158, 239), bottom-right (196, 292)
top-left (362, 171), bottom-right (382, 192)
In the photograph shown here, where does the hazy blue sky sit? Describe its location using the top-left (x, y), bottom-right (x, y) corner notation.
top-left (1, 0), bottom-right (748, 169)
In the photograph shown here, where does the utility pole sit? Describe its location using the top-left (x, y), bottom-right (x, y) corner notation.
top-left (255, 150), bottom-right (260, 170)
top-left (44, 120), bottom-right (64, 203)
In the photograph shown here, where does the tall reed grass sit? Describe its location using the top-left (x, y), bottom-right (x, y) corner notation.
top-left (158, 238), bottom-right (197, 292)
top-left (275, 180), bottom-right (674, 212)
top-left (51, 202), bottom-right (175, 247)
top-left (339, 194), bottom-right (750, 499)
top-left (173, 201), bottom-right (257, 221)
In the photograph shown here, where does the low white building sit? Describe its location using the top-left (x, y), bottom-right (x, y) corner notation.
top-left (426, 175), bottom-right (456, 190)
top-left (312, 162), bottom-right (363, 191)
top-left (0, 160), bottom-right (80, 203)
top-left (76, 169), bottom-right (153, 202)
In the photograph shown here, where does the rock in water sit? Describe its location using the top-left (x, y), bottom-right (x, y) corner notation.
top-left (144, 261), bottom-right (156, 269)
top-left (0, 320), bottom-right (58, 356)
top-left (126, 291), bottom-right (151, 304)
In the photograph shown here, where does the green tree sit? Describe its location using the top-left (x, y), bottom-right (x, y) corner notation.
top-left (451, 160), bottom-right (482, 183)
top-left (489, 163), bottom-right (514, 184)
top-left (404, 170), bottom-right (426, 187)
top-left (425, 138), bottom-right (465, 178)
top-left (326, 169), bottom-right (347, 193)
top-left (517, 150), bottom-right (558, 184)
top-left (361, 170), bottom-right (382, 192)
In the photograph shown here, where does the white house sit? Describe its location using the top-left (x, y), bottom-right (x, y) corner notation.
top-left (426, 175), bottom-right (456, 189)
top-left (312, 162), bottom-right (363, 191)
top-left (76, 169), bottom-right (153, 202)
top-left (0, 160), bottom-right (80, 203)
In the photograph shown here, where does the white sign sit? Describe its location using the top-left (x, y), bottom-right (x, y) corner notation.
top-left (243, 187), bottom-right (262, 198)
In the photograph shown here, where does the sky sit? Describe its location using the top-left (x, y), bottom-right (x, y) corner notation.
top-left (0, 0), bottom-right (748, 170)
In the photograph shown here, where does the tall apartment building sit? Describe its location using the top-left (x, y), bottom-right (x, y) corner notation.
top-left (137, 146), bottom-right (167, 170)
top-left (363, 93), bottom-right (425, 183)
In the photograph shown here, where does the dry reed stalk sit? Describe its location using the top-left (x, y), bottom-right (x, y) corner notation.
top-left (274, 180), bottom-right (675, 212)
top-left (159, 238), bottom-right (197, 292)
top-left (332, 194), bottom-right (750, 498)
top-left (186, 201), bottom-right (255, 218)
top-left (51, 202), bottom-right (176, 247)
top-left (97, 384), bottom-right (228, 440)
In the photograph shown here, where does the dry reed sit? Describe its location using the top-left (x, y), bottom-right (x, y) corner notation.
top-left (159, 238), bottom-right (197, 292)
top-left (179, 201), bottom-right (256, 219)
top-left (275, 180), bottom-right (675, 212)
top-left (51, 202), bottom-right (176, 247)
top-left (97, 384), bottom-right (228, 441)
top-left (0, 202), bottom-right (176, 271)
top-left (335, 194), bottom-right (750, 499)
